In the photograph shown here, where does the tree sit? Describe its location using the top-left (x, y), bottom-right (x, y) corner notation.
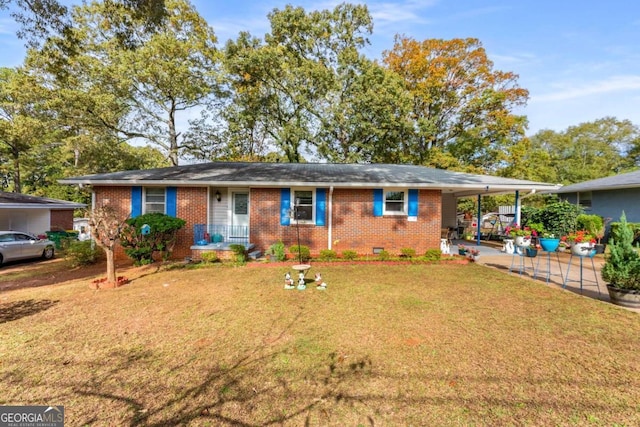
top-left (0, 0), bottom-right (167, 48)
top-left (28, 0), bottom-right (221, 165)
top-left (119, 213), bottom-right (186, 265)
top-left (223, 3), bottom-right (377, 163)
top-left (382, 36), bottom-right (529, 171)
top-left (88, 205), bottom-right (128, 285)
top-left (0, 67), bottom-right (53, 193)
top-left (525, 117), bottom-right (639, 184)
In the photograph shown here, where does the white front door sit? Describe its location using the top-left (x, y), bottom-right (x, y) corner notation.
top-left (231, 192), bottom-right (249, 228)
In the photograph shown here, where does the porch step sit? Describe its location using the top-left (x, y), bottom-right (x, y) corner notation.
top-left (248, 250), bottom-right (262, 260)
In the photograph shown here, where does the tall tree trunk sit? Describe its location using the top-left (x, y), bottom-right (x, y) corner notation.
top-left (12, 148), bottom-right (21, 193)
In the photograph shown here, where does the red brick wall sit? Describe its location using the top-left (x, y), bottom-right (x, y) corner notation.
top-left (93, 186), bottom-right (208, 260)
top-left (94, 186), bottom-right (442, 260)
top-left (250, 188), bottom-right (441, 257)
top-left (49, 210), bottom-right (74, 231)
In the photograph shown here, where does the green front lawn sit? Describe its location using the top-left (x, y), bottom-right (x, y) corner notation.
top-left (1, 262), bottom-right (639, 426)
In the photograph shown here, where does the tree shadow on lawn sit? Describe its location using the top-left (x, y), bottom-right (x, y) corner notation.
top-left (0, 299), bottom-right (59, 323)
top-left (43, 307), bottom-right (639, 426)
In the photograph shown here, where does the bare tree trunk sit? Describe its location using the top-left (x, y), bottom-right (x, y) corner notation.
top-left (105, 248), bottom-right (116, 284)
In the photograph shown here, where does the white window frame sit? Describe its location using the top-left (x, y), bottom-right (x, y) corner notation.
top-left (383, 189), bottom-right (408, 216)
top-left (290, 188), bottom-right (315, 224)
top-left (144, 187), bottom-right (166, 214)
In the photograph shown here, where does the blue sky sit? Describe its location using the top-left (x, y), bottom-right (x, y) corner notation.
top-left (1, 0), bottom-right (640, 135)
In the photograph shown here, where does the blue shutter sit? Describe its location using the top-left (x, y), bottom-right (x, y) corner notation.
top-left (316, 188), bottom-right (326, 226)
top-left (373, 189), bottom-right (383, 217)
top-left (166, 187), bottom-right (177, 217)
top-left (131, 186), bottom-right (142, 218)
top-left (280, 188), bottom-right (291, 226)
top-left (408, 189), bottom-right (418, 216)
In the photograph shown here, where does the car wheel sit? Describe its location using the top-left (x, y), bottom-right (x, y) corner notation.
top-left (0, 253), bottom-right (3, 267)
top-left (42, 246), bottom-right (55, 260)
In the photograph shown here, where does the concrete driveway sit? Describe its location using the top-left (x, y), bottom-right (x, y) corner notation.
top-left (455, 240), bottom-right (639, 313)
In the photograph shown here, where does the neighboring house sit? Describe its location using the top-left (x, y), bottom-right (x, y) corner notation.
top-left (0, 191), bottom-right (86, 236)
top-left (59, 162), bottom-right (559, 260)
top-left (553, 169), bottom-right (640, 224)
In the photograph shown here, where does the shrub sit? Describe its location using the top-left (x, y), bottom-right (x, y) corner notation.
top-left (400, 247), bottom-right (416, 258)
top-left (201, 251), bottom-right (219, 264)
top-left (65, 240), bottom-right (101, 267)
top-left (265, 240), bottom-right (286, 261)
top-left (229, 244), bottom-right (247, 265)
top-left (341, 250), bottom-right (357, 260)
top-left (601, 212), bottom-right (640, 290)
top-left (577, 214), bottom-right (604, 241)
top-left (377, 250), bottom-right (390, 261)
top-left (319, 249), bottom-right (337, 261)
top-left (289, 245), bottom-right (311, 262)
top-left (119, 213), bottom-right (186, 265)
top-left (523, 201), bottom-right (582, 238)
top-left (423, 249), bottom-right (442, 261)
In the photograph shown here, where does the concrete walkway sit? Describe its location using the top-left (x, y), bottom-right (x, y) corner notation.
top-left (454, 239), bottom-right (639, 313)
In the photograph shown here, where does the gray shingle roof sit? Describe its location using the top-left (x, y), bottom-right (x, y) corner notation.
top-left (0, 191), bottom-right (86, 209)
top-left (553, 169), bottom-right (640, 193)
top-left (59, 161), bottom-right (559, 196)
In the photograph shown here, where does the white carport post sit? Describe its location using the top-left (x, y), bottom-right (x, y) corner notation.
top-left (514, 191), bottom-right (520, 226)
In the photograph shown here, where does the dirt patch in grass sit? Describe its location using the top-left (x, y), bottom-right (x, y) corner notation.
top-left (1, 261), bottom-right (639, 426)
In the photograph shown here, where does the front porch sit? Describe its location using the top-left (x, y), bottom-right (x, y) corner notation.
top-left (191, 224), bottom-right (257, 260)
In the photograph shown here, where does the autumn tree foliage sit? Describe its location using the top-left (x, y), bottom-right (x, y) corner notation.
top-left (382, 36), bottom-right (529, 172)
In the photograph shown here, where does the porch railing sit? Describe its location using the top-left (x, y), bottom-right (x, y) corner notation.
top-left (193, 224), bottom-right (249, 245)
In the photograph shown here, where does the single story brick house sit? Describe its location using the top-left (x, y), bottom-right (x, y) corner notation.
top-left (0, 191), bottom-right (86, 236)
top-left (553, 169), bottom-right (640, 225)
top-left (59, 162), bottom-right (559, 260)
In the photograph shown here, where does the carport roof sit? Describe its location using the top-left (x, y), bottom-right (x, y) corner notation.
top-left (59, 161), bottom-right (560, 197)
top-left (0, 191), bottom-right (86, 209)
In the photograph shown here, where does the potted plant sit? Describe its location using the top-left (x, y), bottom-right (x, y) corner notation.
top-left (265, 240), bottom-right (286, 262)
top-left (466, 247), bottom-right (480, 261)
top-left (563, 230), bottom-right (596, 257)
top-left (458, 244), bottom-right (467, 256)
top-left (505, 224), bottom-right (533, 248)
top-left (601, 212), bottom-right (640, 308)
top-left (577, 214), bottom-right (605, 254)
top-left (532, 225), bottom-right (560, 252)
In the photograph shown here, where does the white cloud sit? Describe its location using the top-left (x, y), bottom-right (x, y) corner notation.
top-left (534, 75), bottom-right (640, 102)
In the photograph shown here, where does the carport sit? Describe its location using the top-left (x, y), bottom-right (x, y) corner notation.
top-left (0, 192), bottom-right (86, 235)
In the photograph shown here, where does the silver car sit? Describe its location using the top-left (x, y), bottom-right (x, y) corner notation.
top-left (0, 231), bottom-right (55, 267)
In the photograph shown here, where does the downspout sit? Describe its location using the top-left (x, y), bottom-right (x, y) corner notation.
top-left (328, 186), bottom-right (334, 250)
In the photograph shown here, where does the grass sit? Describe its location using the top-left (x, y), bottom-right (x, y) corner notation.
top-left (1, 261), bottom-right (640, 426)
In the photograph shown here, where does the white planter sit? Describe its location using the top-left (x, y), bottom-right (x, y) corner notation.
top-left (571, 242), bottom-right (595, 257)
top-left (514, 236), bottom-right (531, 248)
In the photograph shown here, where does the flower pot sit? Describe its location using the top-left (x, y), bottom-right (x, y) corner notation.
top-left (525, 247), bottom-right (538, 257)
top-left (458, 248), bottom-right (467, 255)
top-left (571, 242), bottom-right (595, 257)
top-left (539, 238), bottom-right (560, 252)
top-left (594, 243), bottom-right (605, 254)
top-left (606, 285), bottom-right (640, 309)
top-left (514, 236), bottom-right (531, 248)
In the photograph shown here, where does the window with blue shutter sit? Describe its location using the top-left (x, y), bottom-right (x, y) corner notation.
top-left (408, 189), bottom-right (418, 216)
top-left (316, 188), bottom-right (326, 226)
top-left (373, 189), bottom-right (383, 217)
top-left (166, 187), bottom-right (177, 217)
top-left (280, 188), bottom-right (291, 226)
top-left (131, 186), bottom-right (142, 218)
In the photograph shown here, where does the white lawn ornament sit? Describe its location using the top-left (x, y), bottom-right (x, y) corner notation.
top-left (297, 271), bottom-right (306, 290)
top-left (503, 239), bottom-right (515, 255)
top-left (315, 272), bottom-right (327, 290)
top-left (284, 272), bottom-right (295, 289)
top-left (440, 238), bottom-right (451, 255)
